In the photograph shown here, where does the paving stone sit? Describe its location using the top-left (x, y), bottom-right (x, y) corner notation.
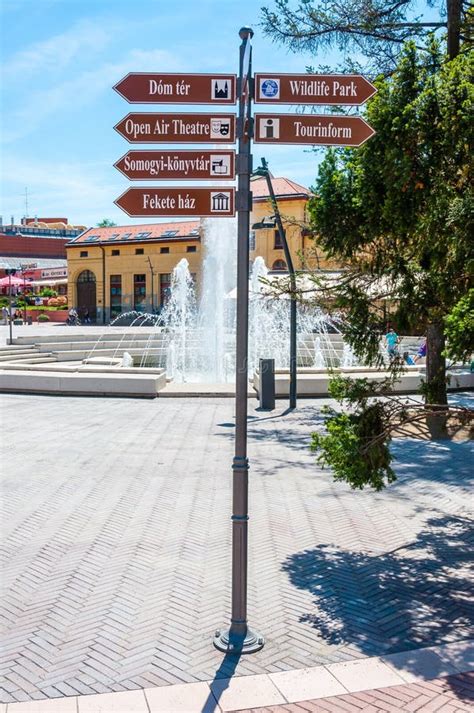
top-left (269, 667), bottom-right (346, 702)
top-left (145, 681), bottom-right (215, 712)
top-left (1, 395), bottom-right (473, 702)
top-left (78, 689), bottom-right (148, 712)
top-left (326, 657), bottom-right (406, 692)
top-left (7, 697), bottom-right (78, 712)
top-left (210, 674), bottom-right (286, 711)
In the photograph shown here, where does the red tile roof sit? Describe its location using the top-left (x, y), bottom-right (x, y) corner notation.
top-left (251, 176), bottom-right (312, 201)
top-left (69, 220), bottom-right (201, 246)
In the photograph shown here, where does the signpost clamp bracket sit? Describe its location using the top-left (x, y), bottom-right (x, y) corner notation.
top-left (236, 189), bottom-right (253, 212)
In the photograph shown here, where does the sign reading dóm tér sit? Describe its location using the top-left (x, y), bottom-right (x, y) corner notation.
top-left (114, 73), bottom-right (236, 104)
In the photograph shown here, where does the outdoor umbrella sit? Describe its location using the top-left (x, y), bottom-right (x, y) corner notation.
top-left (0, 275), bottom-right (26, 287)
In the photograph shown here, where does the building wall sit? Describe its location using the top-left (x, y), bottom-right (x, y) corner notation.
top-left (0, 234), bottom-right (68, 258)
top-left (250, 197), bottom-right (339, 271)
top-left (67, 238), bottom-right (201, 321)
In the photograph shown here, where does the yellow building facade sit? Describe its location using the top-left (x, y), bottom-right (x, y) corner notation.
top-left (66, 175), bottom-right (337, 322)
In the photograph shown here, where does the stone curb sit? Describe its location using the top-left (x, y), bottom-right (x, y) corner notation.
top-left (3, 639), bottom-right (473, 712)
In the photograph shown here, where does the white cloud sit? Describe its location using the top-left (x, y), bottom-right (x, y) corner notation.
top-left (1, 20), bottom-right (111, 82)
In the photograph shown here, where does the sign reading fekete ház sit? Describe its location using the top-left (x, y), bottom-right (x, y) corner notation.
top-left (255, 73), bottom-right (377, 106)
top-left (114, 73), bottom-right (237, 104)
top-left (114, 113), bottom-right (236, 144)
top-left (114, 150), bottom-right (235, 181)
top-left (254, 113), bottom-right (375, 147)
top-left (115, 187), bottom-right (235, 218)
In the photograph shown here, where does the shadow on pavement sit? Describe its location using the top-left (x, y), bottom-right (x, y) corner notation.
top-left (200, 651), bottom-right (242, 712)
top-left (282, 512), bottom-right (474, 701)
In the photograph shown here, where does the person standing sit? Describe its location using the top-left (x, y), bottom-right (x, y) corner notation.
top-left (385, 327), bottom-right (400, 359)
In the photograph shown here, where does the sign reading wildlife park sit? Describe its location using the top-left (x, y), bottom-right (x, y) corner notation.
top-left (255, 73), bottom-right (377, 106)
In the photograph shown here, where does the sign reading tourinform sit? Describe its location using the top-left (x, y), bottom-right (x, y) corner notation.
top-left (255, 73), bottom-right (377, 105)
top-left (114, 73), bottom-right (237, 104)
top-left (114, 150), bottom-right (235, 180)
top-left (254, 113), bottom-right (375, 146)
top-left (114, 187), bottom-right (235, 217)
top-left (114, 113), bottom-right (236, 144)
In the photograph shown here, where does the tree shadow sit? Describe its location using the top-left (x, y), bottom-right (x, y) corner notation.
top-left (282, 512), bottom-right (474, 701)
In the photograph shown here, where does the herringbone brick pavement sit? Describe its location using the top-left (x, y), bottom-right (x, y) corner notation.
top-left (236, 670), bottom-right (474, 712)
top-left (1, 394), bottom-right (473, 703)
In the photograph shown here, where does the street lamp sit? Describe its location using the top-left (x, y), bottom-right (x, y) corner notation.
top-left (147, 257), bottom-right (155, 313)
top-left (252, 158), bottom-right (297, 409)
top-left (5, 268), bottom-right (17, 344)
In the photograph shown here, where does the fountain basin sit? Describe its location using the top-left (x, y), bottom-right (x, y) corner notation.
top-left (253, 366), bottom-right (474, 398)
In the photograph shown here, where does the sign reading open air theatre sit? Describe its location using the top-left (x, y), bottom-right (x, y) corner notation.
top-left (113, 70), bottom-right (375, 217)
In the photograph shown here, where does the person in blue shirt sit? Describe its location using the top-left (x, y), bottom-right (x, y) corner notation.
top-left (385, 327), bottom-right (400, 359)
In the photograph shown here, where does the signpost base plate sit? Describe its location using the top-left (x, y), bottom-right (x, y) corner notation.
top-left (213, 627), bottom-right (264, 654)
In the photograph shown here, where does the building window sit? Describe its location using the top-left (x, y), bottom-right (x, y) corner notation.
top-left (134, 274), bottom-right (146, 311)
top-left (272, 259), bottom-right (287, 271)
top-left (111, 249), bottom-right (120, 256)
top-left (110, 275), bottom-right (122, 319)
top-left (249, 231), bottom-right (256, 251)
top-left (274, 229), bottom-right (284, 249)
top-left (160, 246), bottom-right (170, 254)
top-left (186, 245), bottom-right (197, 253)
top-left (80, 251), bottom-right (88, 257)
top-left (160, 273), bottom-right (171, 306)
top-left (135, 248), bottom-right (144, 255)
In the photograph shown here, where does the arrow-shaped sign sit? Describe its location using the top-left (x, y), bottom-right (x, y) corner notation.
top-left (254, 113), bottom-right (375, 147)
top-left (255, 73), bottom-right (377, 106)
top-left (115, 187), bottom-right (235, 218)
top-left (114, 113), bottom-right (236, 144)
top-left (114, 150), bottom-right (235, 181)
top-left (114, 73), bottom-right (237, 104)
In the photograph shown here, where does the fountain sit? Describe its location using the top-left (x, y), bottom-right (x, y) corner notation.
top-left (158, 219), bottom-right (350, 382)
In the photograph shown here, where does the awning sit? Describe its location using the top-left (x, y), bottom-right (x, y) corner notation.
top-left (28, 278), bottom-right (68, 286)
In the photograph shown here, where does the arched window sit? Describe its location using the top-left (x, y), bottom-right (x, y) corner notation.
top-left (77, 270), bottom-right (96, 283)
top-left (272, 259), bottom-right (287, 272)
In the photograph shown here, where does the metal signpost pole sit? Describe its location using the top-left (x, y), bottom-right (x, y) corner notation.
top-left (260, 158), bottom-right (297, 409)
top-left (214, 26), bottom-right (264, 655)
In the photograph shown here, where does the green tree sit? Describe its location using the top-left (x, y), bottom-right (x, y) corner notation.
top-left (311, 43), bottom-right (473, 406)
top-left (261, 0), bottom-right (472, 74)
top-left (97, 219), bottom-right (117, 227)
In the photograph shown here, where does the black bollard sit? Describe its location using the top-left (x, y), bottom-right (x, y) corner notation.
top-left (259, 358), bottom-right (275, 410)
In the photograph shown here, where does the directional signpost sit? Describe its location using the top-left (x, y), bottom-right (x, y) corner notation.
top-left (254, 113), bottom-right (375, 146)
top-left (114, 73), bottom-right (236, 104)
top-left (113, 31), bottom-right (377, 657)
top-left (115, 150), bottom-right (235, 181)
top-left (114, 186), bottom-right (235, 217)
top-left (114, 113), bottom-right (236, 144)
top-left (255, 73), bottom-right (377, 105)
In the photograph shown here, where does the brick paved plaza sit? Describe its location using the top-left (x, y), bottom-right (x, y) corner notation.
top-left (1, 394), bottom-right (473, 705)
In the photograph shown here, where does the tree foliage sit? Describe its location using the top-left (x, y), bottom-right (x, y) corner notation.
top-left (261, 0), bottom-right (473, 75)
top-left (310, 42), bottom-right (473, 402)
top-left (97, 218), bottom-right (117, 227)
top-left (444, 289), bottom-right (474, 364)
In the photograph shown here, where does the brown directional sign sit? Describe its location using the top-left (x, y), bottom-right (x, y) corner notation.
top-left (114, 149), bottom-right (235, 181)
top-left (114, 73), bottom-right (237, 104)
top-left (115, 187), bottom-right (235, 218)
top-left (114, 113), bottom-right (236, 144)
top-left (255, 73), bottom-right (377, 106)
top-left (254, 113), bottom-right (375, 147)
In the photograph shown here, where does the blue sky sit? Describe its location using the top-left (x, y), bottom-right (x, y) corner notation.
top-left (1, 0), bottom-right (439, 227)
